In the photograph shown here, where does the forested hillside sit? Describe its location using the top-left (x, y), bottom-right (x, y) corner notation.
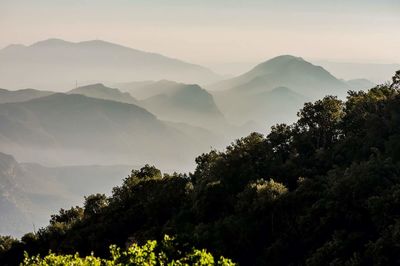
top-left (1, 71), bottom-right (400, 265)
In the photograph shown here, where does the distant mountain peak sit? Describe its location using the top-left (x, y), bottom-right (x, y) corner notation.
top-left (30, 38), bottom-right (72, 47)
top-left (74, 83), bottom-right (109, 90)
top-left (268, 54), bottom-right (305, 62)
top-left (252, 55), bottom-right (308, 72)
top-left (270, 86), bottom-right (291, 93)
top-left (210, 54), bottom-right (346, 99)
top-left (0, 39), bottom-right (220, 88)
top-left (1, 44), bottom-right (26, 51)
top-left (68, 83), bottom-right (139, 105)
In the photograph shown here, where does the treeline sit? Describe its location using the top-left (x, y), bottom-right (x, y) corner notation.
top-left (1, 71), bottom-right (400, 265)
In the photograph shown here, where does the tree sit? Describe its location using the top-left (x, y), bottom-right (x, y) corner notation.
top-left (49, 206), bottom-right (84, 226)
top-left (84, 193), bottom-right (108, 217)
top-left (0, 236), bottom-right (18, 253)
top-left (296, 96), bottom-right (344, 151)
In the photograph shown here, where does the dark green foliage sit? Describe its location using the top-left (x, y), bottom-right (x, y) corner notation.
top-left (0, 236), bottom-right (18, 253)
top-left (83, 194), bottom-right (108, 218)
top-left (1, 72), bottom-right (400, 265)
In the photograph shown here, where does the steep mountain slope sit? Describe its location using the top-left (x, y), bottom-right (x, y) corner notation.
top-left (68, 83), bottom-right (138, 105)
top-left (0, 88), bottom-right (53, 104)
top-left (0, 39), bottom-right (220, 90)
top-left (0, 93), bottom-right (219, 170)
top-left (0, 152), bottom-right (136, 237)
top-left (0, 153), bottom-right (31, 236)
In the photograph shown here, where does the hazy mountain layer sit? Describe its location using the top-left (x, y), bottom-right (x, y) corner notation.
top-left (0, 88), bottom-right (53, 104)
top-left (123, 80), bottom-right (227, 130)
top-left (346, 78), bottom-right (376, 90)
top-left (210, 55), bottom-right (348, 98)
top-left (0, 39), bottom-right (220, 90)
top-left (0, 93), bottom-right (219, 170)
top-left (314, 60), bottom-right (400, 84)
top-left (0, 152), bottom-right (135, 237)
top-left (68, 83), bottom-right (138, 105)
top-left (213, 86), bottom-right (309, 128)
top-left (210, 55), bottom-right (375, 126)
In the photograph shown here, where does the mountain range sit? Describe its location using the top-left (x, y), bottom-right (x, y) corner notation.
top-left (0, 39), bottom-right (220, 90)
top-left (0, 93), bottom-right (220, 170)
top-left (117, 80), bottom-right (227, 130)
top-left (0, 88), bottom-right (53, 104)
top-left (210, 55), bottom-right (348, 96)
top-left (68, 83), bottom-right (139, 105)
top-left (210, 55), bottom-right (374, 126)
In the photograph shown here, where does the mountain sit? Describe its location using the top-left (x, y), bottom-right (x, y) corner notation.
top-left (313, 60), bottom-right (400, 84)
top-left (346, 78), bottom-right (376, 90)
top-left (209, 55), bottom-right (377, 127)
top-left (0, 93), bottom-right (219, 170)
top-left (0, 88), bottom-right (53, 104)
top-left (213, 86), bottom-right (309, 127)
top-left (112, 81), bottom-right (160, 99)
top-left (0, 152), bottom-right (32, 236)
top-left (0, 39), bottom-right (221, 90)
top-left (119, 80), bottom-right (227, 130)
top-left (0, 151), bottom-right (136, 237)
top-left (68, 83), bottom-right (138, 105)
top-left (210, 55), bottom-right (348, 98)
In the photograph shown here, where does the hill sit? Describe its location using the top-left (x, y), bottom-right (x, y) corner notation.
top-left (210, 55), bottom-right (348, 97)
top-left (0, 39), bottom-right (220, 90)
top-left (0, 153), bottom-right (32, 236)
top-left (0, 93), bottom-right (219, 170)
top-left (68, 83), bottom-right (138, 105)
top-left (210, 55), bottom-right (375, 126)
top-left (0, 88), bottom-right (53, 104)
top-left (346, 78), bottom-right (376, 90)
top-left (314, 60), bottom-right (400, 83)
top-left (124, 80), bottom-right (227, 130)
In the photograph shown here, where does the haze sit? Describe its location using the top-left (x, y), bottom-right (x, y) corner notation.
top-left (1, 0), bottom-right (399, 74)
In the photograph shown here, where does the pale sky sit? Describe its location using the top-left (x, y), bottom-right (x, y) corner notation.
top-left (1, 0), bottom-right (399, 69)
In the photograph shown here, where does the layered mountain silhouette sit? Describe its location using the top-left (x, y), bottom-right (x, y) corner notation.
top-left (0, 93), bottom-right (219, 169)
top-left (211, 55), bottom-right (348, 97)
top-left (0, 39), bottom-right (220, 90)
top-left (346, 78), bottom-right (376, 90)
top-left (68, 83), bottom-right (139, 105)
top-left (210, 55), bottom-right (375, 126)
top-left (118, 80), bottom-right (227, 130)
top-left (0, 88), bottom-right (53, 103)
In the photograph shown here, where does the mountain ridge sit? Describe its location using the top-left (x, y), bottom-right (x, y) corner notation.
top-left (68, 83), bottom-right (139, 105)
top-left (0, 39), bottom-right (221, 90)
top-left (0, 93), bottom-right (220, 170)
